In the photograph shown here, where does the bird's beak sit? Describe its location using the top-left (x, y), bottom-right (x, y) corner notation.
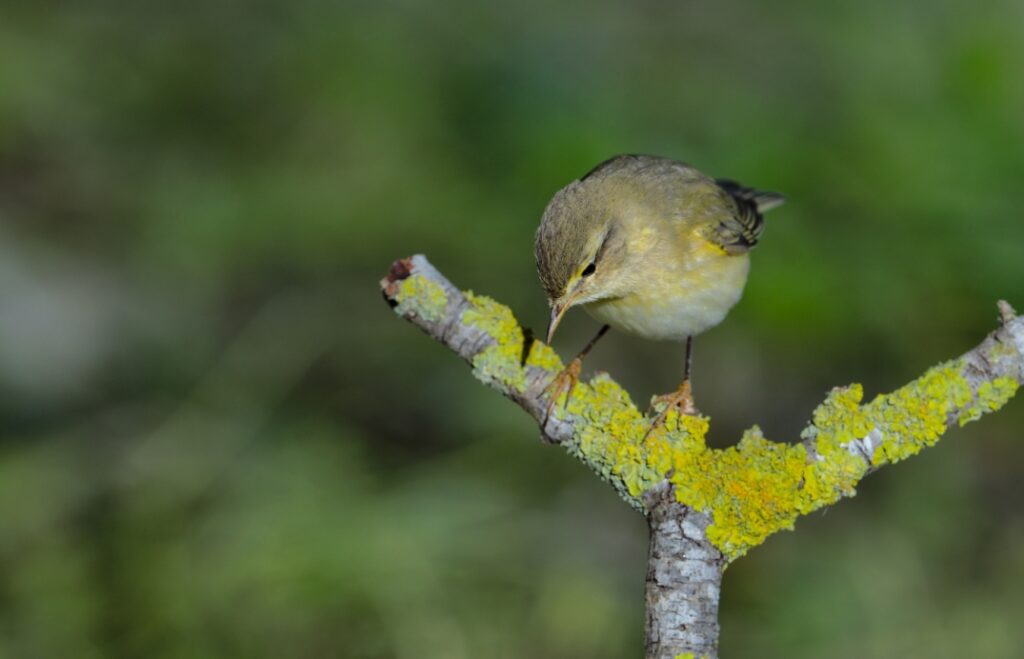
top-left (547, 302), bottom-right (570, 344)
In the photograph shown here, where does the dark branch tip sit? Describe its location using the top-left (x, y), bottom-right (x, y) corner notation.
top-left (381, 257), bottom-right (416, 302)
top-left (387, 257), bottom-right (415, 283)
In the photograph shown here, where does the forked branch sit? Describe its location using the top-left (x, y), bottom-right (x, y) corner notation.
top-left (382, 254), bottom-right (1023, 659)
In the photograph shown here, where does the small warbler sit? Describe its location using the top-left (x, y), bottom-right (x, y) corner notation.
top-left (534, 154), bottom-right (784, 424)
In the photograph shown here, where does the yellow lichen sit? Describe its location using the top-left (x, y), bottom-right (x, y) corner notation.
top-left (656, 386), bottom-right (874, 560)
top-left (863, 361), bottom-right (973, 465)
top-left (461, 292), bottom-right (532, 392)
top-left (666, 362), bottom-right (1017, 560)
top-left (429, 287), bottom-right (1020, 562)
top-left (393, 275), bottom-right (448, 322)
top-left (560, 373), bottom-right (651, 506)
top-left (458, 291), bottom-right (565, 393)
top-left (960, 376), bottom-right (1018, 426)
top-left (562, 360), bottom-right (1017, 560)
top-left (524, 338), bottom-right (564, 373)
top-left (668, 426), bottom-right (808, 560)
top-left (796, 384), bottom-right (872, 509)
top-left (461, 291), bottom-right (521, 343)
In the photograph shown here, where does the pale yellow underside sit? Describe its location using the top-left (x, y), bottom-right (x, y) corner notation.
top-left (583, 249), bottom-right (750, 341)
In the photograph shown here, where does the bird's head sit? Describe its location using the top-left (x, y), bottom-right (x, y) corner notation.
top-left (534, 179), bottom-right (630, 343)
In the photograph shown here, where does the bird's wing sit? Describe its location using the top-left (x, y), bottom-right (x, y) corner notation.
top-left (576, 155), bottom-right (785, 255)
top-left (704, 179), bottom-right (785, 255)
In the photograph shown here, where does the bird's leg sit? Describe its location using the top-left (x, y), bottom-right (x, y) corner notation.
top-left (646, 336), bottom-right (699, 433)
top-left (544, 325), bottom-right (610, 424)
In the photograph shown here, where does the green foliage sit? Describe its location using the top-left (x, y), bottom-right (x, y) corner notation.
top-left (1, 1), bottom-right (1024, 658)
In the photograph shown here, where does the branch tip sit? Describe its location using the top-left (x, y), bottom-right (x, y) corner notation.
top-left (387, 257), bottom-right (414, 283)
top-left (998, 300), bottom-right (1017, 324)
top-left (381, 256), bottom-right (416, 301)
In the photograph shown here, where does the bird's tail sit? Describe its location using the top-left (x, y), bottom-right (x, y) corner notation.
top-left (715, 179), bottom-right (785, 213)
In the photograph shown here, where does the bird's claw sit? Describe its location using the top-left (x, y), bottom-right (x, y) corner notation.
top-left (645, 380), bottom-right (698, 438)
top-left (543, 357), bottom-right (583, 425)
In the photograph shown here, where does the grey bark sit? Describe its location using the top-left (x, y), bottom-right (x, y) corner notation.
top-left (644, 487), bottom-right (725, 659)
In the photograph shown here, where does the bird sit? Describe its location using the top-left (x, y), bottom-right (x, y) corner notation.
top-left (534, 154), bottom-right (784, 428)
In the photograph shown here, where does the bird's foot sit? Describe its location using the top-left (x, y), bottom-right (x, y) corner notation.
top-left (543, 357), bottom-right (583, 425)
top-left (645, 380), bottom-right (699, 437)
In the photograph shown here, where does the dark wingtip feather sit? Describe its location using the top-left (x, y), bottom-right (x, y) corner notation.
top-left (753, 191), bottom-right (785, 212)
top-left (715, 178), bottom-right (785, 213)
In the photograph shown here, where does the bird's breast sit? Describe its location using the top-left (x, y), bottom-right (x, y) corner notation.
top-left (583, 253), bottom-right (750, 341)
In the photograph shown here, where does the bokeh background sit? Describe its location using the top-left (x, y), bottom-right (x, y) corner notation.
top-left (2, 1), bottom-right (1024, 657)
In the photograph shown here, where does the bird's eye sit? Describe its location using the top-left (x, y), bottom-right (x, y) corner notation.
top-left (581, 262), bottom-right (596, 277)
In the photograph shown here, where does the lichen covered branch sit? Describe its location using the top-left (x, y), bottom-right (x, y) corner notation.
top-left (381, 255), bottom-right (1023, 562)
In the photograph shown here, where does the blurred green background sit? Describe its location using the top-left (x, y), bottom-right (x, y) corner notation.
top-left (1, 1), bottom-right (1023, 657)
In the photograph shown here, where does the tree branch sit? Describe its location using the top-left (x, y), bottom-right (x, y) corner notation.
top-left (381, 254), bottom-right (1023, 659)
